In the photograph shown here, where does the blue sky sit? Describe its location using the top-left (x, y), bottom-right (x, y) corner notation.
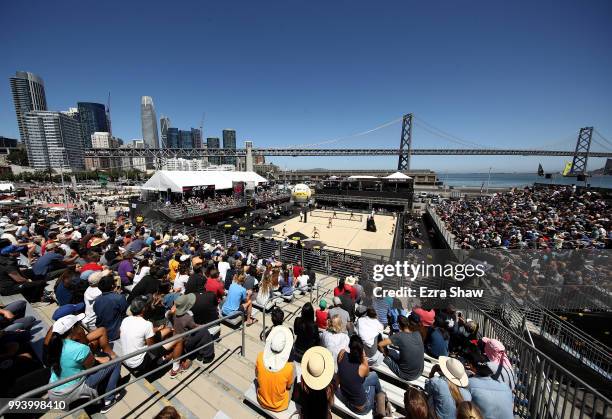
top-left (1, 0), bottom-right (611, 172)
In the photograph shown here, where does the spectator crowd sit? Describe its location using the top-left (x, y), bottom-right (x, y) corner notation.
top-left (434, 185), bottom-right (610, 249)
top-left (0, 201), bottom-right (518, 418)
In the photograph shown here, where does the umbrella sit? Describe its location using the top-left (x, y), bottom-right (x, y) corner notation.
top-left (288, 231), bottom-right (309, 241)
top-left (303, 239), bottom-right (325, 249)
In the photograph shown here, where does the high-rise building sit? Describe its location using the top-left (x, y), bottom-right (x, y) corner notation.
top-left (23, 111), bottom-right (84, 170)
top-left (9, 71), bottom-right (48, 166)
top-left (179, 130), bottom-right (193, 149)
top-left (77, 102), bottom-right (109, 148)
top-left (191, 127), bottom-right (202, 148)
top-left (140, 96), bottom-right (159, 148)
top-left (222, 129), bottom-right (236, 166)
top-left (207, 137), bottom-right (220, 165)
top-left (120, 139), bottom-right (146, 171)
top-left (160, 116), bottom-right (170, 148)
top-left (86, 132), bottom-right (121, 170)
top-left (166, 128), bottom-right (179, 148)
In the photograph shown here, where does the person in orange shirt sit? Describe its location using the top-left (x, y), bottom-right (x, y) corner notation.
top-left (255, 326), bottom-right (294, 412)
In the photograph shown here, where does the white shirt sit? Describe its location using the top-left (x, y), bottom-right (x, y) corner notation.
top-left (133, 266), bottom-right (150, 285)
top-left (218, 261), bottom-right (230, 281)
top-left (120, 316), bottom-right (155, 368)
top-left (173, 274), bottom-right (189, 294)
top-left (356, 316), bottom-right (384, 347)
top-left (321, 331), bottom-right (350, 371)
top-left (83, 286), bottom-right (102, 329)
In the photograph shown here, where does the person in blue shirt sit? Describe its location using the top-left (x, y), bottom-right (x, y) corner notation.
top-left (45, 313), bottom-right (121, 413)
top-left (221, 273), bottom-right (256, 325)
top-left (93, 275), bottom-right (128, 341)
top-left (425, 356), bottom-right (472, 419)
top-left (425, 316), bottom-right (450, 358)
top-left (464, 349), bottom-right (514, 419)
top-left (32, 247), bottom-right (76, 281)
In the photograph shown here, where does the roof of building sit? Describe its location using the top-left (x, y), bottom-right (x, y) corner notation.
top-left (141, 170), bottom-right (267, 193)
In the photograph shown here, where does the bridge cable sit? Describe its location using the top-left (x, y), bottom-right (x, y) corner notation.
top-left (593, 129), bottom-right (612, 147)
top-left (280, 116), bottom-right (403, 149)
top-left (412, 115), bottom-right (488, 148)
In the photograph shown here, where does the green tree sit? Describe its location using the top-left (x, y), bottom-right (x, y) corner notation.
top-left (7, 148), bottom-right (29, 166)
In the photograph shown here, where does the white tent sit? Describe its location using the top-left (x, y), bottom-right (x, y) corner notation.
top-left (0, 183), bottom-right (15, 192)
top-left (384, 172), bottom-right (412, 180)
top-left (141, 170), bottom-right (267, 193)
top-left (347, 175), bottom-right (378, 180)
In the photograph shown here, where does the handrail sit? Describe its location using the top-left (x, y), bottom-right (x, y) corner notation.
top-left (0, 312), bottom-right (246, 416)
top-left (457, 298), bottom-right (612, 418)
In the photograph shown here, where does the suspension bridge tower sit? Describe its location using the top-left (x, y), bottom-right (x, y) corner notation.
top-left (397, 113), bottom-right (413, 171)
top-left (568, 127), bottom-right (594, 177)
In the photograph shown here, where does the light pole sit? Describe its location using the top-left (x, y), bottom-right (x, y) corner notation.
top-left (57, 147), bottom-right (70, 219)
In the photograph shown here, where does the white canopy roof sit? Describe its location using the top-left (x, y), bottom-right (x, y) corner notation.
top-left (347, 175), bottom-right (377, 179)
top-left (385, 172), bottom-right (412, 180)
top-left (141, 170), bottom-right (267, 193)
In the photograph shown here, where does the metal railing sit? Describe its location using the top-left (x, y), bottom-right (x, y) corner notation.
top-left (0, 313), bottom-right (248, 417)
top-left (496, 293), bottom-right (612, 381)
top-left (457, 299), bottom-right (612, 419)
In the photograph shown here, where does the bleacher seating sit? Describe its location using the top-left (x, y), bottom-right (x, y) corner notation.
top-left (0, 294), bottom-right (49, 361)
top-left (243, 383), bottom-right (298, 419)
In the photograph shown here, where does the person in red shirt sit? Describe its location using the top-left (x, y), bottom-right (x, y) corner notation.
top-left (81, 251), bottom-right (104, 272)
top-left (292, 261), bottom-right (304, 284)
top-left (204, 269), bottom-right (226, 303)
top-left (315, 299), bottom-right (328, 329)
top-left (333, 277), bottom-right (357, 300)
top-left (412, 303), bottom-right (435, 327)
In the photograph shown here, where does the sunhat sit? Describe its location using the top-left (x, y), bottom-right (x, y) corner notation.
top-left (90, 237), bottom-right (106, 247)
top-left (345, 276), bottom-right (358, 286)
top-left (263, 326), bottom-right (293, 372)
top-left (52, 313), bottom-right (85, 335)
top-left (301, 346), bottom-right (335, 390)
top-left (438, 356), bottom-right (469, 387)
top-left (175, 293), bottom-right (196, 316)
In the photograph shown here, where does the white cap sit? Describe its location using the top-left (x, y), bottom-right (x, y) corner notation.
top-left (52, 313), bottom-right (85, 335)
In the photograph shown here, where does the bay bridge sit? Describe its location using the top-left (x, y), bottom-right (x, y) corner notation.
top-left (84, 113), bottom-right (612, 176)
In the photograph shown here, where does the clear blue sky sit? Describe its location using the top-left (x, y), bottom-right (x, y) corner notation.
top-left (1, 0), bottom-right (611, 172)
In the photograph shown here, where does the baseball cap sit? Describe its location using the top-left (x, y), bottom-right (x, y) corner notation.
top-left (52, 313), bottom-right (85, 335)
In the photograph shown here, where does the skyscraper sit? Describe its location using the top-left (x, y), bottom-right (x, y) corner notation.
top-left (167, 128), bottom-right (179, 148)
top-left (207, 137), bottom-right (220, 165)
top-left (140, 96), bottom-right (159, 148)
top-left (77, 102), bottom-right (109, 148)
top-left (160, 116), bottom-right (170, 148)
top-left (9, 72), bottom-right (48, 165)
top-left (179, 130), bottom-right (193, 148)
top-left (191, 127), bottom-right (202, 148)
top-left (222, 129), bottom-right (236, 166)
top-left (24, 111), bottom-right (84, 170)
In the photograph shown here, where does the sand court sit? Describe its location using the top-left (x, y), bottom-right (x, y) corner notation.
top-left (262, 209), bottom-right (396, 255)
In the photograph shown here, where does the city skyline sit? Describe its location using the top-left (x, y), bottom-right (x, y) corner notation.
top-left (1, 0), bottom-right (611, 172)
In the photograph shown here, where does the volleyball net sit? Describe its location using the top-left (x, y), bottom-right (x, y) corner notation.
top-left (309, 210), bottom-right (363, 222)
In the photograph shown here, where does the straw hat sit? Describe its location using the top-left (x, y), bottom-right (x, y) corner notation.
top-left (438, 356), bottom-right (468, 387)
top-left (90, 237), bottom-right (106, 247)
top-left (301, 346), bottom-right (335, 390)
top-left (263, 326), bottom-right (293, 372)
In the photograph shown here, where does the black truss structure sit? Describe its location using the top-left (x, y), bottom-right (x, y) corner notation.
top-left (84, 148), bottom-right (612, 158)
top-left (569, 127), bottom-right (594, 176)
top-left (397, 113), bottom-right (413, 171)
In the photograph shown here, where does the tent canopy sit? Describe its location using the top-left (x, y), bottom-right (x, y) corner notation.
top-left (141, 170), bottom-right (267, 193)
top-left (385, 172), bottom-right (412, 180)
